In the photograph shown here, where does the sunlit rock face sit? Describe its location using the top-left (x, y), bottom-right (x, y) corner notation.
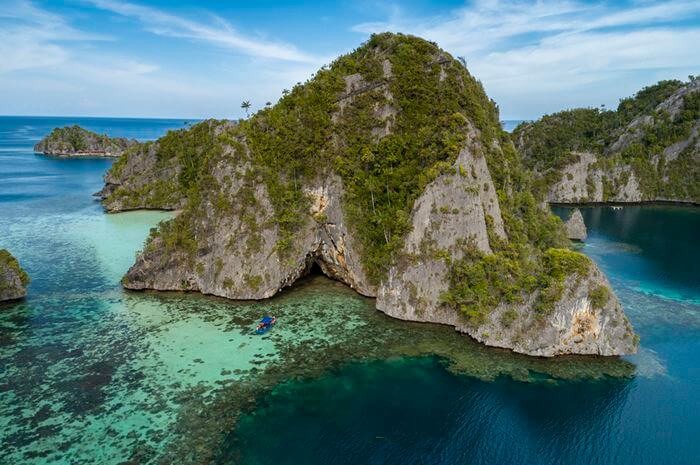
top-left (100, 33), bottom-right (637, 357)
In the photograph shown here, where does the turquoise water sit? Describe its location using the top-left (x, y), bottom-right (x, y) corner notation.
top-left (0, 117), bottom-right (698, 464)
top-left (228, 215), bottom-right (700, 463)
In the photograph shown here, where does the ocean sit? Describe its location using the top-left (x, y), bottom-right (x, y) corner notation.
top-left (0, 116), bottom-right (698, 464)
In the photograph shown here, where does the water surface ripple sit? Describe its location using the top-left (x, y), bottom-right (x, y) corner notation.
top-left (0, 117), bottom-right (698, 464)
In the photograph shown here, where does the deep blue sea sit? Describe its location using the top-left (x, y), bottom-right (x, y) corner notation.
top-left (0, 116), bottom-right (698, 464)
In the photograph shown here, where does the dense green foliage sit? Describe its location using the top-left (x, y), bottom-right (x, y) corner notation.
top-left (107, 33), bottom-right (588, 324)
top-left (156, 120), bottom-right (227, 194)
top-left (108, 121), bottom-right (228, 210)
top-left (39, 125), bottom-right (132, 154)
top-left (514, 78), bottom-right (699, 202)
top-left (0, 249), bottom-right (30, 290)
top-left (443, 240), bottom-right (590, 325)
top-left (238, 33), bottom-right (502, 280)
top-left (589, 284), bottom-right (610, 309)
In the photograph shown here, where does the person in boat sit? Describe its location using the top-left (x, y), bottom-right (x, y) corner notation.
top-left (256, 315), bottom-right (276, 332)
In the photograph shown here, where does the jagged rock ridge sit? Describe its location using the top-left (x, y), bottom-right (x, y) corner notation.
top-left (0, 250), bottom-right (29, 302)
top-left (100, 33), bottom-right (637, 357)
top-left (35, 125), bottom-right (139, 157)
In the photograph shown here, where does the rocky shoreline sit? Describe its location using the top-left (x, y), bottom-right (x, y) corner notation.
top-left (34, 125), bottom-right (138, 158)
top-left (93, 33), bottom-right (638, 358)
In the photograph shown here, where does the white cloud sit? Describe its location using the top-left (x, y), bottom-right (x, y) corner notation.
top-left (0, 0), bottom-right (108, 73)
top-left (87, 0), bottom-right (323, 63)
top-left (351, 0), bottom-right (700, 118)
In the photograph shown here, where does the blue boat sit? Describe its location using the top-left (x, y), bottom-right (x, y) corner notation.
top-left (255, 315), bottom-right (277, 334)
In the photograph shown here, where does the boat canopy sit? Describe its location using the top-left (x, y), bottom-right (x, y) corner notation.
top-left (260, 316), bottom-right (274, 324)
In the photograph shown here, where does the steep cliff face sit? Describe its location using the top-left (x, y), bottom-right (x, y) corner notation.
top-left (35, 125), bottom-right (138, 157)
top-left (102, 33), bottom-right (637, 356)
top-left (464, 262), bottom-right (636, 357)
top-left (96, 121), bottom-right (234, 212)
top-left (0, 250), bottom-right (29, 302)
top-left (515, 78), bottom-right (700, 204)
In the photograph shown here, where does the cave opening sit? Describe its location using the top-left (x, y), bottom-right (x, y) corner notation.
top-left (306, 260), bottom-right (325, 277)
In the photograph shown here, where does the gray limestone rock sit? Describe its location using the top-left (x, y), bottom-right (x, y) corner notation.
top-left (35, 125), bottom-right (138, 157)
top-left (463, 263), bottom-right (637, 357)
top-left (0, 250), bottom-right (29, 302)
top-left (102, 35), bottom-right (638, 357)
top-left (565, 209), bottom-right (587, 241)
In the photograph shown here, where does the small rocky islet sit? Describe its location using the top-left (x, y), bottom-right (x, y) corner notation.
top-left (78, 33), bottom-right (640, 358)
top-left (34, 124), bottom-right (138, 157)
top-left (0, 249), bottom-right (29, 302)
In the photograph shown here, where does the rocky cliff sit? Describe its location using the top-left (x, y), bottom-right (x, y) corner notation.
top-left (0, 250), bottom-right (29, 302)
top-left (101, 33), bottom-right (637, 357)
top-left (515, 78), bottom-right (700, 204)
top-left (35, 125), bottom-right (138, 157)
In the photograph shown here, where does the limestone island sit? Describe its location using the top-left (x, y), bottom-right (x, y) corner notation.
top-left (34, 125), bottom-right (138, 157)
top-left (515, 77), bottom-right (700, 204)
top-left (0, 249), bottom-right (29, 302)
top-left (98, 33), bottom-right (638, 357)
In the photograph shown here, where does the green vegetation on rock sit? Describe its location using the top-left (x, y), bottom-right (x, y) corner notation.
top-left (103, 33), bottom-right (600, 331)
top-left (106, 33), bottom-right (509, 283)
top-left (0, 250), bottom-right (29, 287)
top-left (515, 78), bottom-right (700, 202)
top-left (35, 124), bottom-right (136, 157)
top-left (0, 249), bottom-right (30, 299)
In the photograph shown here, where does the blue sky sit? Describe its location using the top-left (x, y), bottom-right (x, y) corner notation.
top-left (1, 0), bottom-right (698, 119)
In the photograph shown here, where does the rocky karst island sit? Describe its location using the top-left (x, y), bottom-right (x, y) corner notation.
top-left (0, 250), bottom-right (29, 302)
top-left (34, 124), bottom-right (138, 157)
top-left (93, 33), bottom-right (638, 357)
top-left (515, 77), bottom-right (700, 204)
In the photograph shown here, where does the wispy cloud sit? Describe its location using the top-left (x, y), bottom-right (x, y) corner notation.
top-left (0, 0), bottom-right (107, 73)
top-left (352, 0), bottom-right (700, 117)
top-left (87, 0), bottom-right (321, 63)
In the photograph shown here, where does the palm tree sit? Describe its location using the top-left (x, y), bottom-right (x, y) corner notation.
top-left (241, 101), bottom-right (251, 117)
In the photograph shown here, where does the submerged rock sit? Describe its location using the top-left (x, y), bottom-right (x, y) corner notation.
top-left (34, 125), bottom-right (138, 157)
top-left (0, 249), bottom-right (29, 302)
top-left (565, 209), bottom-right (587, 241)
top-left (102, 33), bottom-right (637, 357)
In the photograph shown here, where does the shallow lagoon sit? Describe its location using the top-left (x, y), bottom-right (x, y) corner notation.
top-left (1, 117), bottom-right (698, 464)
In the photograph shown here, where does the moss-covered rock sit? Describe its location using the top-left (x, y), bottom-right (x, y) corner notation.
top-left (101, 33), bottom-right (637, 357)
top-left (35, 125), bottom-right (138, 157)
top-left (0, 249), bottom-right (29, 302)
top-left (515, 77), bottom-right (700, 204)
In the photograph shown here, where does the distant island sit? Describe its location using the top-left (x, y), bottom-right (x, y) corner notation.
top-left (34, 125), bottom-right (138, 157)
top-left (94, 33), bottom-right (638, 357)
top-left (0, 249), bottom-right (29, 302)
top-left (515, 77), bottom-right (699, 204)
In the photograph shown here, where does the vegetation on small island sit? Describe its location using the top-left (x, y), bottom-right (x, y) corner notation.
top-left (106, 33), bottom-right (599, 328)
top-left (35, 124), bottom-right (137, 157)
top-left (515, 77), bottom-right (700, 202)
top-left (0, 249), bottom-right (30, 298)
